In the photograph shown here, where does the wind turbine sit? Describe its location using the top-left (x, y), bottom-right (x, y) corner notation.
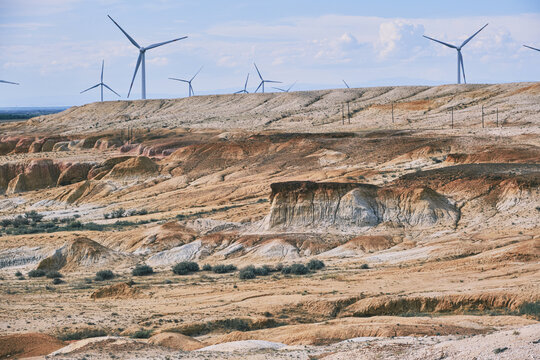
top-left (108, 15), bottom-right (187, 99)
top-left (342, 80), bottom-right (350, 89)
top-left (0, 80), bottom-right (19, 85)
top-left (234, 73), bottom-right (250, 94)
top-left (80, 60), bottom-right (120, 102)
top-left (523, 45), bottom-right (540, 52)
top-left (253, 63), bottom-right (281, 93)
top-left (169, 66), bottom-right (203, 97)
top-left (273, 81), bottom-right (297, 93)
top-left (423, 23), bottom-right (488, 84)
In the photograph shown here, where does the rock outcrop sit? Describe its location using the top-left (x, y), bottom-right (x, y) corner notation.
top-left (263, 181), bottom-right (459, 233)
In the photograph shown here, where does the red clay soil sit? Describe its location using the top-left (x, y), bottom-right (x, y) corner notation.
top-left (0, 333), bottom-right (64, 358)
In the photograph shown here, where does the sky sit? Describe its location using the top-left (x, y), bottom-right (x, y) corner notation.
top-left (0, 0), bottom-right (539, 107)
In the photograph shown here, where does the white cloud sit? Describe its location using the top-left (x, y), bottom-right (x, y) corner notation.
top-left (377, 21), bottom-right (425, 59)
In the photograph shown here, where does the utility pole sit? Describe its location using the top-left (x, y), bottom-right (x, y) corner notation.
top-left (347, 102), bottom-right (351, 124)
top-left (496, 108), bottom-right (499, 127)
top-left (392, 102), bottom-right (394, 123)
top-left (481, 105), bottom-right (484, 128)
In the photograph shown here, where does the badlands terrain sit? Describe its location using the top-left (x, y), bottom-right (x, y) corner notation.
top-left (0, 82), bottom-right (539, 359)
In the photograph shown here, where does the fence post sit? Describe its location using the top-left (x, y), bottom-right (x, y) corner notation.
top-left (347, 102), bottom-right (350, 124)
top-left (392, 102), bottom-right (394, 123)
top-left (482, 105), bottom-right (484, 128)
top-left (451, 107), bottom-right (454, 129)
top-left (496, 108), bottom-right (499, 127)
top-left (342, 104), bottom-right (344, 125)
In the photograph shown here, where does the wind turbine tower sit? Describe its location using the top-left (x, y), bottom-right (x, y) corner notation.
top-left (80, 60), bottom-right (120, 102)
top-left (423, 23), bottom-right (488, 84)
top-left (108, 15), bottom-right (187, 99)
top-left (254, 63), bottom-right (281, 93)
top-left (234, 73), bottom-right (250, 94)
top-left (169, 67), bottom-right (203, 97)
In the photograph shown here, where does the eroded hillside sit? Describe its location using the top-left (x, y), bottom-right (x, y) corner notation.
top-left (0, 84), bottom-right (539, 359)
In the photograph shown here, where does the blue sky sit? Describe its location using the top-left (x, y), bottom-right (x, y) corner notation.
top-left (1, 0), bottom-right (539, 106)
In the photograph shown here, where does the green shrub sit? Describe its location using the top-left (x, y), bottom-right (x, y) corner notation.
top-left (307, 259), bottom-right (325, 270)
top-left (131, 329), bottom-right (153, 339)
top-left (95, 270), bottom-right (115, 281)
top-left (14, 271), bottom-right (22, 277)
top-left (28, 269), bottom-right (46, 278)
top-left (360, 263), bottom-right (369, 269)
top-left (281, 263), bottom-right (309, 275)
top-left (46, 271), bottom-right (63, 279)
top-left (202, 264), bottom-right (212, 271)
top-left (52, 278), bottom-right (64, 285)
top-left (253, 266), bottom-right (270, 276)
top-left (25, 210), bottom-right (44, 223)
top-left (132, 264), bottom-right (154, 276)
top-left (172, 261), bottom-right (199, 275)
top-left (212, 264), bottom-right (237, 274)
top-left (239, 266), bottom-right (256, 280)
top-left (58, 328), bottom-right (108, 341)
top-left (518, 301), bottom-right (540, 320)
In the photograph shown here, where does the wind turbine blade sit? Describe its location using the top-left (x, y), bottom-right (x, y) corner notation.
top-left (101, 60), bottom-right (104, 83)
top-left (273, 87), bottom-right (286, 92)
top-left (108, 15), bottom-right (140, 48)
top-left (523, 45), bottom-right (540, 52)
top-left (255, 82), bottom-right (262, 93)
top-left (168, 77), bottom-right (189, 83)
top-left (265, 80), bottom-right (281, 83)
top-left (145, 36), bottom-right (188, 50)
top-left (234, 90), bottom-right (243, 94)
top-left (423, 35), bottom-right (457, 49)
top-left (128, 52), bottom-right (143, 98)
top-left (342, 80), bottom-right (350, 88)
top-left (254, 63), bottom-right (263, 80)
top-left (103, 83), bottom-right (121, 97)
top-left (244, 73), bottom-right (250, 90)
top-left (190, 66), bottom-right (203, 81)
top-left (288, 81), bottom-right (297, 92)
top-left (460, 52), bottom-right (466, 84)
top-left (460, 23), bottom-right (488, 48)
top-left (80, 83), bottom-right (100, 94)
top-left (0, 80), bottom-right (19, 85)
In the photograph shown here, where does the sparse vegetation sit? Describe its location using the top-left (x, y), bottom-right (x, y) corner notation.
top-left (52, 278), bottom-right (64, 285)
top-left (212, 264), bottom-right (237, 274)
top-left (518, 301), bottom-right (540, 320)
top-left (239, 266), bottom-right (256, 280)
top-left (46, 271), bottom-right (63, 279)
top-left (281, 263), bottom-right (309, 275)
top-left (172, 261), bottom-right (199, 275)
top-left (95, 270), bottom-right (115, 281)
top-left (58, 328), bottom-right (108, 341)
top-left (28, 269), bottom-right (46, 278)
top-left (360, 263), bottom-right (369, 269)
top-left (131, 329), bottom-right (153, 339)
top-left (202, 264), bottom-right (212, 271)
top-left (132, 264), bottom-right (154, 276)
top-left (307, 259), bottom-right (325, 270)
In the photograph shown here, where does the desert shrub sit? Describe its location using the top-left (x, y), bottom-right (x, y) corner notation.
top-left (52, 278), bottom-right (64, 285)
top-left (12, 215), bottom-right (29, 227)
top-left (28, 269), bottom-right (46, 278)
top-left (307, 259), bottom-right (325, 271)
top-left (281, 263), bottom-right (309, 275)
top-left (274, 263), bottom-right (284, 272)
top-left (172, 261), bottom-right (199, 275)
top-left (202, 264), bottom-right (212, 271)
top-left (212, 264), bottom-right (237, 274)
top-left (1, 219), bottom-right (12, 227)
top-left (58, 328), bottom-right (108, 341)
top-left (111, 208), bottom-right (125, 218)
top-left (239, 266), bottom-right (256, 280)
top-left (95, 270), bottom-right (115, 281)
top-left (360, 263), bottom-right (369, 269)
top-left (519, 301), bottom-right (540, 320)
top-left (253, 266), bottom-right (270, 276)
top-left (132, 264), bottom-right (154, 276)
top-left (46, 271), bottom-right (63, 279)
top-left (131, 329), bottom-right (153, 339)
top-left (14, 271), bottom-right (22, 277)
top-left (25, 210), bottom-right (44, 223)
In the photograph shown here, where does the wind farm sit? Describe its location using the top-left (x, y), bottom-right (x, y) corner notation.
top-left (0, 2), bottom-right (539, 360)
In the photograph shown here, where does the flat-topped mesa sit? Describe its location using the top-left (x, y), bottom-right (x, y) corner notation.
top-left (264, 181), bottom-right (459, 233)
